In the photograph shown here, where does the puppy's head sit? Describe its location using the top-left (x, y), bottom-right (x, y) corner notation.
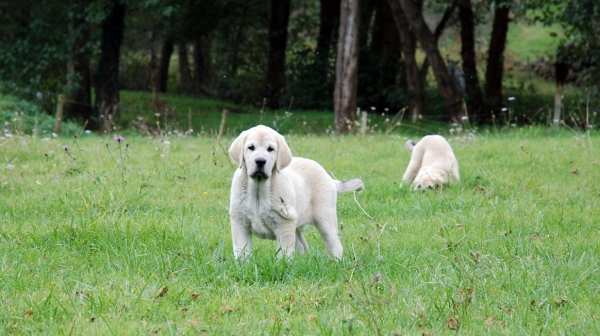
top-left (412, 176), bottom-right (439, 190)
top-left (412, 169), bottom-right (455, 190)
top-left (229, 125), bottom-right (292, 181)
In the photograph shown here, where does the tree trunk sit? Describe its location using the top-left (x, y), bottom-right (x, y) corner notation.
top-left (192, 36), bottom-right (206, 96)
top-left (178, 43), bottom-right (192, 93)
top-left (265, 0), bottom-right (291, 109)
top-left (65, 0), bottom-right (92, 123)
top-left (482, 1), bottom-right (511, 124)
top-left (458, 0), bottom-right (483, 122)
top-left (419, 0), bottom-right (457, 81)
top-left (373, 0), bottom-right (402, 109)
top-left (358, 0), bottom-right (401, 110)
top-left (157, 38), bottom-right (173, 93)
top-left (94, 0), bottom-right (125, 133)
top-left (147, 29), bottom-right (158, 101)
top-left (316, 0), bottom-right (341, 62)
top-left (398, 0), bottom-right (464, 122)
top-left (310, 0), bottom-right (341, 110)
top-left (334, 0), bottom-right (360, 134)
top-left (387, 0), bottom-right (422, 122)
top-left (228, 3), bottom-right (250, 79)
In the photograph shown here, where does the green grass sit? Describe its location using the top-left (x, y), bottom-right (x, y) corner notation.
top-left (505, 22), bottom-right (564, 63)
top-left (1, 123), bottom-right (599, 334)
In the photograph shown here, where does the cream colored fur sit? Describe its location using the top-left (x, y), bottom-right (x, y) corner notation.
top-left (228, 125), bottom-right (364, 260)
top-left (402, 135), bottom-right (459, 190)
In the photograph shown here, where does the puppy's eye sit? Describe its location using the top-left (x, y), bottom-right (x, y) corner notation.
top-left (248, 145), bottom-right (255, 151)
top-left (267, 147), bottom-right (274, 152)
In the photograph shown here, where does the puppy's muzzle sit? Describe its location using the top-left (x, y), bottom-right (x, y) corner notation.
top-left (250, 158), bottom-right (269, 180)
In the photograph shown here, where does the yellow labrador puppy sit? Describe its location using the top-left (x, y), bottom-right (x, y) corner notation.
top-left (228, 125), bottom-right (363, 260)
top-left (402, 135), bottom-right (459, 190)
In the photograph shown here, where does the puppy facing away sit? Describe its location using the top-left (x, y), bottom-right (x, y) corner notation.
top-left (402, 135), bottom-right (459, 190)
top-left (228, 125), bottom-right (364, 260)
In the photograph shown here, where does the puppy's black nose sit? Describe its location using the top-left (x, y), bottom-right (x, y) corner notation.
top-left (255, 158), bottom-right (266, 167)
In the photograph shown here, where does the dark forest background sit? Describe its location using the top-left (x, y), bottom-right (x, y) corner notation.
top-left (1, 0), bottom-right (599, 134)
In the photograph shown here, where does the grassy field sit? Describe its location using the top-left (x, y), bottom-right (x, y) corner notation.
top-left (1, 121), bottom-right (599, 334)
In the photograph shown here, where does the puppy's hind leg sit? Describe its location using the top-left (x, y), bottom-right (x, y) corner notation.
top-left (295, 229), bottom-right (309, 255)
top-left (314, 212), bottom-right (343, 260)
top-left (402, 144), bottom-right (425, 183)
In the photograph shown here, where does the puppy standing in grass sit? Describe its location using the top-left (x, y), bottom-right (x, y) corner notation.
top-left (402, 135), bottom-right (459, 190)
top-left (228, 125), bottom-right (364, 260)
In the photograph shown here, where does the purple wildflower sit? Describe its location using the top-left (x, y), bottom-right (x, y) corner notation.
top-left (63, 145), bottom-right (69, 151)
top-left (114, 135), bottom-right (124, 142)
top-left (375, 271), bottom-right (381, 282)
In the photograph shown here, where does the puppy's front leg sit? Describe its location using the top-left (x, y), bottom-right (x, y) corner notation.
top-left (231, 217), bottom-right (252, 260)
top-left (276, 221), bottom-right (297, 259)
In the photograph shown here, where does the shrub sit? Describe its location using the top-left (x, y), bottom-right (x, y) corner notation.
top-left (0, 94), bottom-right (82, 137)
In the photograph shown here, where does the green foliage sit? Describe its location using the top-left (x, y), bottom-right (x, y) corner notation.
top-left (0, 1), bottom-right (69, 102)
top-left (0, 127), bottom-right (599, 334)
top-left (523, 0), bottom-right (600, 86)
top-left (285, 48), bottom-right (337, 110)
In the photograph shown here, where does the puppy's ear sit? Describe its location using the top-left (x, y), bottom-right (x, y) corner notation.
top-left (229, 130), bottom-right (248, 168)
top-left (276, 133), bottom-right (292, 172)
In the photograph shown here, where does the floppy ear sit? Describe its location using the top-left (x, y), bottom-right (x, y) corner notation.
top-left (229, 130), bottom-right (247, 168)
top-left (275, 134), bottom-right (292, 172)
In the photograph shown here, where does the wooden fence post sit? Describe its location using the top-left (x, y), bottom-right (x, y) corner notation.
top-left (218, 109), bottom-right (228, 138)
top-left (360, 110), bottom-right (368, 135)
top-left (54, 94), bottom-right (67, 135)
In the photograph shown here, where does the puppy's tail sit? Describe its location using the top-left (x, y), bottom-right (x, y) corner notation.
top-left (405, 140), bottom-right (416, 152)
top-left (336, 178), bottom-right (364, 194)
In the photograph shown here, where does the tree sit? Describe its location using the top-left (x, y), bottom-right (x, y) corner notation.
top-left (482, 0), bottom-right (511, 124)
top-left (65, 0), bottom-right (92, 123)
top-left (316, 0), bottom-right (341, 69)
top-left (285, 0), bottom-right (340, 110)
top-left (0, 1), bottom-right (69, 105)
top-left (265, 0), bottom-right (291, 109)
top-left (157, 38), bottom-right (173, 93)
top-left (458, 0), bottom-right (483, 121)
top-left (94, 0), bottom-right (126, 133)
top-left (358, 0), bottom-right (402, 111)
top-left (523, 0), bottom-right (600, 82)
top-left (387, 0), bottom-right (423, 121)
top-left (178, 44), bottom-right (193, 93)
top-left (193, 36), bottom-right (207, 95)
top-left (334, 0), bottom-right (361, 134)
top-left (397, 0), bottom-right (465, 122)
top-left (419, 0), bottom-right (458, 82)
